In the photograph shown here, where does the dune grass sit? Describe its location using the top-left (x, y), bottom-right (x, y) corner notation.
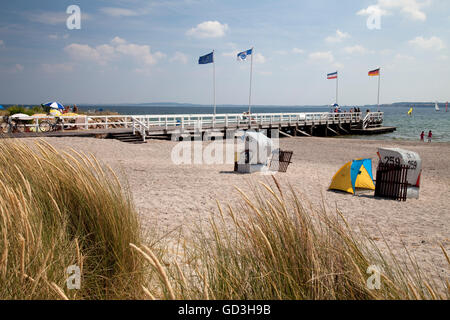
top-left (0, 139), bottom-right (143, 299)
top-left (133, 177), bottom-right (449, 300)
top-left (1, 139), bottom-right (448, 300)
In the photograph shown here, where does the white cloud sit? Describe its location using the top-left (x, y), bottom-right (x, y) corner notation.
top-left (258, 71), bottom-right (272, 76)
top-left (325, 30), bottom-right (350, 43)
top-left (292, 48), bottom-right (304, 54)
top-left (41, 63), bottom-right (74, 73)
top-left (28, 11), bottom-right (91, 25)
top-left (116, 43), bottom-right (165, 66)
top-left (186, 21), bottom-right (229, 39)
top-left (65, 37), bottom-right (165, 68)
top-left (254, 53), bottom-right (266, 64)
top-left (309, 51), bottom-right (335, 63)
top-left (170, 52), bottom-right (188, 64)
top-left (111, 36), bottom-right (127, 46)
top-left (100, 7), bottom-right (143, 17)
top-left (357, 5), bottom-right (390, 18)
top-left (65, 43), bottom-right (115, 65)
top-left (309, 51), bottom-right (343, 69)
top-left (357, 0), bottom-right (430, 22)
top-left (343, 45), bottom-right (370, 54)
top-left (409, 36), bottom-right (445, 50)
top-left (275, 50), bottom-right (288, 55)
top-left (395, 53), bottom-right (415, 61)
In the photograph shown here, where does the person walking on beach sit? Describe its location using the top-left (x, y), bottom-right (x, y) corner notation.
top-left (428, 130), bottom-right (432, 143)
top-left (420, 131), bottom-right (425, 142)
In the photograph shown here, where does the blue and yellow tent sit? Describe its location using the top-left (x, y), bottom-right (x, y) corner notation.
top-left (329, 159), bottom-right (375, 194)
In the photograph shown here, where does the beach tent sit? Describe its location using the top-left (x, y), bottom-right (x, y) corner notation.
top-left (329, 159), bottom-right (375, 194)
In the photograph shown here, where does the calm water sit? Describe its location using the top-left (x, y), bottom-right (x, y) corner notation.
top-left (77, 104), bottom-right (450, 142)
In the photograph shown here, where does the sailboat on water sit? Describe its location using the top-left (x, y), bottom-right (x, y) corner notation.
top-left (435, 101), bottom-right (440, 112)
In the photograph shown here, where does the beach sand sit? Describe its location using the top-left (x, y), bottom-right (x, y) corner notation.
top-left (23, 136), bottom-right (450, 280)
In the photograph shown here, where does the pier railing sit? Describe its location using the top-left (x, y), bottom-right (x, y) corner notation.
top-left (362, 112), bottom-right (383, 129)
top-left (128, 112), bottom-right (369, 130)
top-left (7, 112), bottom-right (384, 135)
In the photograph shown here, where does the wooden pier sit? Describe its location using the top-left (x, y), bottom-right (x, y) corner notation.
top-left (0, 112), bottom-right (396, 142)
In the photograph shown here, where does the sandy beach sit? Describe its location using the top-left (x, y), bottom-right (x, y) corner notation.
top-left (23, 136), bottom-right (450, 280)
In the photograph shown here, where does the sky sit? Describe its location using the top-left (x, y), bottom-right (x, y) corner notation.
top-left (0, 0), bottom-right (449, 106)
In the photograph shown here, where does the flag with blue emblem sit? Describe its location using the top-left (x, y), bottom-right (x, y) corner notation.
top-left (198, 51), bottom-right (214, 64)
top-left (237, 48), bottom-right (253, 61)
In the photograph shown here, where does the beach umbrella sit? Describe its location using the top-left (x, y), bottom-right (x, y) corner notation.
top-left (43, 102), bottom-right (64, 110)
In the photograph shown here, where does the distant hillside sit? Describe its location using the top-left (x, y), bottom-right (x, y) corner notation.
top-left (132, 102), bottom-right (198, 107)
top-left (2, 101), bottom-right (447, 108)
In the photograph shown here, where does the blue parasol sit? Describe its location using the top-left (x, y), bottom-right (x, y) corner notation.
top-left (43, 102), bottom-right (64, 110)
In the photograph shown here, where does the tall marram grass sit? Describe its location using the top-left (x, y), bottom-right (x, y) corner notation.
top-left (0, 139), bottom-right (143, 299)
top-left (133, 177), bottom-right (449, 300)
top-left (1, 139), bottom-right (448, 300)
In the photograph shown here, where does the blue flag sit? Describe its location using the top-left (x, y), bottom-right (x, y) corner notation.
top-left (199, 52), bottom-right (214, 64)
top-left (237, 48), bottom-right (253, 61)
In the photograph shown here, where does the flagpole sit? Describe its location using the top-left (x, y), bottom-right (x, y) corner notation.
top-left (377, 68), bottom-right (381, 109)
top-left (336, 71), bottom-right (339, 105)
top-left (248, 47), bottom-right (254, 114)
top-left (213, 50), bottom-right (216, 116)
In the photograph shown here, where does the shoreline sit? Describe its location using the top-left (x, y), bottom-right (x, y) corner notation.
top-left (3, 131), bottom-right (450, 144)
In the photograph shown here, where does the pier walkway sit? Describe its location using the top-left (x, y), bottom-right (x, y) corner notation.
top-left (1, 112), bottom-right (395, 142)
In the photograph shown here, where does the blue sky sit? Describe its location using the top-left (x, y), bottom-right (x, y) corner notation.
top-left (0, 0), bottom-right (449, 105)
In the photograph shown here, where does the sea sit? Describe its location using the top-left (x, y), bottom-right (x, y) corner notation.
top-left (77, 104), bottom-right (450, 142)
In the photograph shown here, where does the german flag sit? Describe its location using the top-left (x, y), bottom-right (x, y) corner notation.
top-left (368, 68), bottom-right (380, 76)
